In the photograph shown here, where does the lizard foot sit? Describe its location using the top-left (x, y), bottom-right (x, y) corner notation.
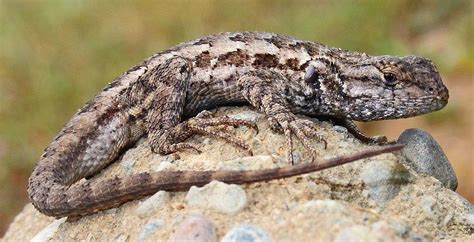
top-left (334, 118), bottom-right (388, 145)
top-left (150, 110), bottom-right (258, 155)
top-left (270, 113), bottom-right (327, 164)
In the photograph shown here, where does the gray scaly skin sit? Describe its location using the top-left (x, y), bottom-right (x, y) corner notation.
top-left (27, 32), bottom-right (449, 218)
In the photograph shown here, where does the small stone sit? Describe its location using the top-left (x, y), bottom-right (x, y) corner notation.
top-left (419, 195), bottom-right (442, 221)
top-left (442, 212), bottom-right (454, 226)
top-left (114, 233), bottom-right (129, 242)
top-left (218, 155), bottom-right (275, 170)
top-left (228, 110), bottom-right (261, 123)
top-left (294, 199), bottom-right (347, 214)
top-left (138, 219), bottom-right (163, 242)
top-left (121, 159), bottom-right (136, 175)
top-left (332, 125), bottom-right (348, 134)
top-left (360, 159), bottom-right (412, 206)
top-left (152, 160), bottom-right (173, 172)
top-left (221, 224), bottom-right (270, 242)
top-left (333, 225), bottom-right (373, 242)
top-left (460, 211), bottom-right (474, 226)
top-left (30, 218), bottom-right (66, 242)
top-left (185, 181), bottom-right (247, 215)
top-left (136, 191), bottom-right (170, 218)
top-left (203, 138), bottom-right (211, 145)
top-left (398, 128), bottom-right (457, 190)
top-left (370, 221), bottom-right (402, 241)
top-left (168, 214), bottom-right (216, 242)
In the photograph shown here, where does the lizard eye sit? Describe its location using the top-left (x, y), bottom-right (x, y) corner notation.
top-left (383, 73), bottom-right (398, 86)
top-left (304, 65), bottom-right (320, 89)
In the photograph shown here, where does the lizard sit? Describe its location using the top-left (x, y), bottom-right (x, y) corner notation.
top-left (27, 32), bottom-right (449, 218)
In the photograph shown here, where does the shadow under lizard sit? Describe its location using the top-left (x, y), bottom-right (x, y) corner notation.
top-left (27, 32), bottom-right (449, 218)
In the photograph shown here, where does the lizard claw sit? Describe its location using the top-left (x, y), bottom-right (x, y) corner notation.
top-left (272, 113), bottom-right (326, 164)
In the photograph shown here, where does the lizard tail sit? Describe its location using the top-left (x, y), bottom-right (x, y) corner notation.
top-left (30, 144), bottom-right (403, 218)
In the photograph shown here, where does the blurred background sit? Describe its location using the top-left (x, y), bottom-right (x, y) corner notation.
top-left (0, 0), bottom-right (472, 236)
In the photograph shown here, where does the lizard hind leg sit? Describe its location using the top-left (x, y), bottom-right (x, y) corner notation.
top-left (151, 110), bottom-right (258, 155)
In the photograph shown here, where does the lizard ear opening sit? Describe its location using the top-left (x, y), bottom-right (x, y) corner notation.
top-left (304, 65), bottom-right (320, 89)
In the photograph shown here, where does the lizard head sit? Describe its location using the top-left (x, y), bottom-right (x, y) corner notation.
top-left (309, 55), bottom-right (449, 121)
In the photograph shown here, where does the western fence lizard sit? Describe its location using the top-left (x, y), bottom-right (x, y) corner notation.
top-left (27, 32), bottom-right (449, 218)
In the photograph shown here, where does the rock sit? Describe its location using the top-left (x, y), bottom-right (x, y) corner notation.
top-left (114, 233), bottom-right (129, 242)
top-left (30, 218), bottom-right (66, 242)
top-left (168, 214), bottom-right (216, 242)
top-left (221, 224), bottom-right (270, 242)
top-left (360, 159), bottom-right (412, 206)
top-left (136, 191), bottom-right (170, 218)
top-left (138, 219), bottom-right (163, 242)
top-left (3, 107), bottom-right (472, 241)
top-left (398, 128), bottom-right (458, 190)
top-left (217, 155), bottom-right (275, 170)
top-left (334, 225), bottom-right (378, 242)
top-left (185, 181), bottom-right (247, 215)
top-left (293, 199), bottom-right (347, 214)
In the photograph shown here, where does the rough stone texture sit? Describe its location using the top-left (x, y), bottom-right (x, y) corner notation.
top-left (360, 159), bottom-right (413, 206)
top-left (135, 191), bottom-right (170, 218)
top-left (186, 181), bottom-right (248, 215)
top-left (2, 107), bottom-right (473, 241)
top-left (169, 214), bottom-right (216, 242)
top-left (221, 224), bottom-right (270, 242)
top-left (398, 128), bottom-right (458, 190)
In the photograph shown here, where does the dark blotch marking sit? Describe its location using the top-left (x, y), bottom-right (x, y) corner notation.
top-left (217, 49), bottom-right (250, 67)
top-left (195, 51), bottom-right (212, 68)
top-left (284, 58), bottom-right (301, 71)
top-left (290, 41), bottom-right (319, 56)
top-left (253, 53), bottom-right (279, 68)
top-left (229, 34), bottom-right (253, 43)
top-left (263, 35), bottom-right (289, 49)
top-left (125, 64), bottom-right (144, 75)
top-left (193, 37), bottom-right (214, 47)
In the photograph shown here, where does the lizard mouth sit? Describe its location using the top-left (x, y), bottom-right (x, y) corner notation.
top-left (347, 93), bottom-right (449, 121)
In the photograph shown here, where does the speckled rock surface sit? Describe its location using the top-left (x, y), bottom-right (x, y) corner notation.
top-left (2, 107), bottom-right (473, 242)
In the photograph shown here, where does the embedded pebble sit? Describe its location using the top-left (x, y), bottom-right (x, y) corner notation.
top-left (30, 218), bottom-right (66, 242)
top-left (294, 199), bottom-right (347, 214)
top-left (221, 224), bottom-right (270, 242)
top-left (136, 191), bottom-right (170, 218)
top-left (370, 221), bottom-right (403, 241)
top-left (419, 195), bottom-right (442, 221)
top-left (228, 110), bottom-right (261, 123)
top-left (168, 214), bottom-right (216, 242)
top-left (138, 219), bottom-right (163, 242)
top-left (218, 155), bottom-right (275, 170)
top-left (398, 128), bottom-right (457, 190)
top-left (333, 225), bottom-right (374, 242)
top-left (332, 125), bottom-right (348, 134)
top-left (114, 233), bottom-right (128, 242)
top-left (121, 159), bottom-right (136, 175)
top-left (185, 181), bottom-right (247, 214)
top-left (360, 159), bottom-right (412, 206)
top-left (460, 211), bottom-right (474, 226)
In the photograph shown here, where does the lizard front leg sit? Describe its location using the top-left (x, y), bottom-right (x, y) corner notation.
top-left (238, 70), bottom-right (326, 164)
